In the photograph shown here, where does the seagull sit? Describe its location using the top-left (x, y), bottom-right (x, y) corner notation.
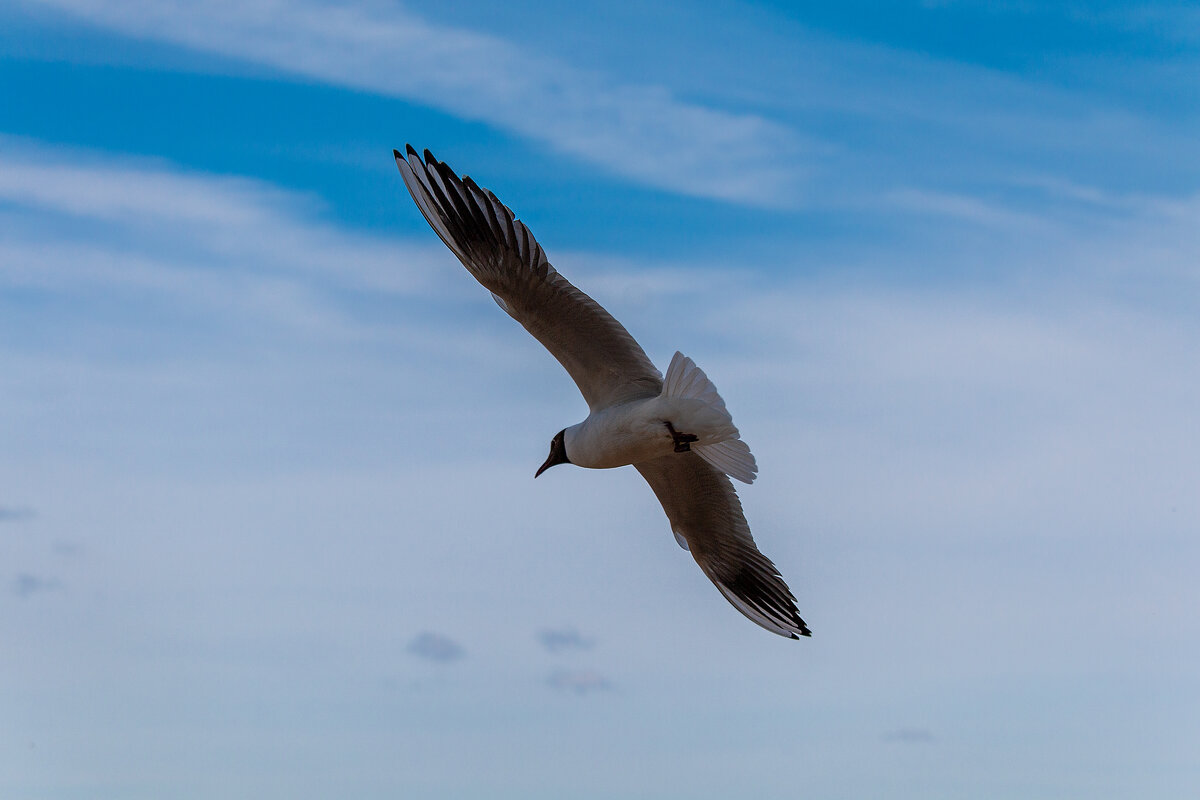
top-left (394, 146), bottom-right (810, 639)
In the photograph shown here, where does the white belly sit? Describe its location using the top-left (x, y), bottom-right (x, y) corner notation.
top-left (563, 396), bottom-right (732, 470)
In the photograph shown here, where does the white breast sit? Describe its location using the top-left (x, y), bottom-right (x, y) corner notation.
top-left (562, 394), bottom-right (740, 471)
top-left (563, 399), bottom-right (674, 469)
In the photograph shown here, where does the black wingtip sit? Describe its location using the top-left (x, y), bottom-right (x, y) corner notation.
top-left (392, 148), bottom-right (403, 160)
top-left (423, 148), bottom-right (436, 165)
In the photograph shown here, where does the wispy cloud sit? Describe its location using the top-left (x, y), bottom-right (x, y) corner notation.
top-left (0, 137), bottom-right (442, 300)
top-left (545, 669), bottom-right (610, 694)
top-left (884, 187), bottom-right (1055, 233)
top-left (12, 572), bottom-right (61, 598)
top-left (0, 506), bottom-right (35, 522)
top-left (0, 138), bottom-right (474, 354)
top-left (406, 631), bottom-right (465, 664)
top-left (52, 540), bottom-right (81, 558)
top-left (26, 0), bottom-right (805, 204)
top-left (537, 626), bottom-right (593, 653)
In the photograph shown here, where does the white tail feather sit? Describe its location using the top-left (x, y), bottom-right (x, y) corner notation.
top-left (694, 438), bottom-right (758, 484)
top-left (662, 352), bottom-right (758, 484)
top-left (663, 352), bottom-right (728, 412)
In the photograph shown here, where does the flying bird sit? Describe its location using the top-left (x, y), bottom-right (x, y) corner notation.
top-left (394, 146), bottom-right (810, 639)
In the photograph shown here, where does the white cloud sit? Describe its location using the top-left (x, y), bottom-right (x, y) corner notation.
top-left (883, 187), bottom-right (1056, 232)
top-left (24, 0), bottom-right (805, 204)
top-left (0, 138), bottom-right (517, 380)
top-left (0, 138), bottom-right (445, 301)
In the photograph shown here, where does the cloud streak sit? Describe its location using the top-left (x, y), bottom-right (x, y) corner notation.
top-left (0, 138), bottom-right (441, 298)
top-left (12, 572), bottom-right (61, 598)
top-left (406, 631), bottom-right (465, 663)
top-left (26, 0), bottom-right (804, 204)
top-left (537, 626), bottom-right (593, 653)
top-left (0, 138), bottom-right (475, 355)
top-left (545, 669), bottom-right (611, 694)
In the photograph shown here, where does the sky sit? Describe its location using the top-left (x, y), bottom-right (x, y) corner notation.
top-left (1, 1), bottom-right (1198, 798)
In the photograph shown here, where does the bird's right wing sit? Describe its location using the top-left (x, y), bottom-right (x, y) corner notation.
top-left (635, 453), bottom-right (810, 639)
top-left (394, 146), bottom-right (662, 411)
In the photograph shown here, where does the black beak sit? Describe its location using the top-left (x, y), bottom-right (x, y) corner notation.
top-left (535, 430), bottom-right (570, 478)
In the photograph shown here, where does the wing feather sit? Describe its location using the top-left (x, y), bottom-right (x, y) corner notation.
top-left (635, 453), bottom-right (810, 639)
top-left (395, 146), bottom-right (661, 410)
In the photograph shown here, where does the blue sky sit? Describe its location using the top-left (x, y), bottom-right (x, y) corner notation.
top-left (2, 1), bottom-right (1198, 798)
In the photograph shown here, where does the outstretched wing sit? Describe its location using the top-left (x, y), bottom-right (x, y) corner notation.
top-left (394, 146), bottom-right (662, 411)
top-left (635, 453), bottom-right (810, 639)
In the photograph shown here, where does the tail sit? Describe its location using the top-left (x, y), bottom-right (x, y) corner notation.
top-left (662, 352), bottom-right (758, 484)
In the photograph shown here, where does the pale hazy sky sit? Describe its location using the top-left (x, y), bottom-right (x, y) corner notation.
top-left (2, 1), bottom-right (1198, 798)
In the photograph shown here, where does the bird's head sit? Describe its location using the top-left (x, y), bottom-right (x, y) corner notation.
top-left (535, 429), bottom-right (571, 478)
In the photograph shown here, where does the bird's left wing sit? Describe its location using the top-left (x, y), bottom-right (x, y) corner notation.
top-left (635, 453), bottom-right (811, 639)
top-left (394, 146), bottom-right (662, 410)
